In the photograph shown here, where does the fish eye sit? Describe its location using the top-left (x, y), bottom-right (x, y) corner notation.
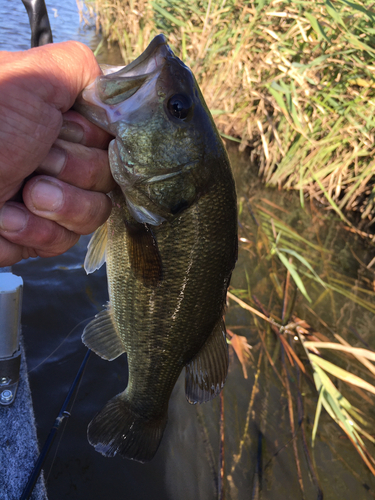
top-left (167, 94), bottom-right (193, 120)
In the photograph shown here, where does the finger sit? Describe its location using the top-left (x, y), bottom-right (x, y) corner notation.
top-left (58, 110), bottom-right (113, 148)
top-left (0, 234), bottom-right (42, 267)
top-left (0, 236), bottom-right (27, 267)
top-left (0, 203), bottom-right (80, 265)
top-left (0, 42), bottom-right (103, 198)
top-left (37, 139), bottom-right (116, 193)
top-left (23, 176), bottom-right (112, 235)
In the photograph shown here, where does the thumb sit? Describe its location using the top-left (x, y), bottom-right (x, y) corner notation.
top-left (5, 41), bottom-right (102, 112)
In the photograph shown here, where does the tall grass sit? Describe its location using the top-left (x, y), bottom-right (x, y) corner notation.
top-left (91, 0), bottom-right (375, 233)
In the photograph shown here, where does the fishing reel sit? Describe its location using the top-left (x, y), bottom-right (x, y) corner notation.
top-left (0, 271), bottom-right (23, 406)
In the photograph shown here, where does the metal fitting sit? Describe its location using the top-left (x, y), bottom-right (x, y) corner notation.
top-left (1, 389), bottom-right (13, 404)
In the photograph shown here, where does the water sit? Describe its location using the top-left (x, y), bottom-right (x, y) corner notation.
top-left (3, 2), bottom-right (375, 499)
top-left (223, 149), bottom-right (375, 499)
top-left (0, 0), bottom-right (98, 51)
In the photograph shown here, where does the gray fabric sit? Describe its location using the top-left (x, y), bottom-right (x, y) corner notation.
top-left (0, 338), bottom-right (47, 500)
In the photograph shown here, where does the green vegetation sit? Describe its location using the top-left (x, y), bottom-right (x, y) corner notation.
top-left (93, 0), bottom-right (375, 234)
top-left (226, 178), bottom-right (375, 494)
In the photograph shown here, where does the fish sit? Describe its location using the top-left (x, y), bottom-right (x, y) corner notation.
top-left (74, 34), bottom-right (238, 463)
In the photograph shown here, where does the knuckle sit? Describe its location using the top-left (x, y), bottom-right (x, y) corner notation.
top-left (85, 160), bottom-right (100, 190)
top-left (34, 223), bottom-right (62, 247)
top-left (41, 228), bottom-right (79, 254)
top-left (75, 194), bottom-right (111, 235)
top-left (85, 148), bottom-right (110, 191)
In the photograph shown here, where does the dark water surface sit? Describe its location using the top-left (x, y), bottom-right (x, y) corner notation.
top-left (3, 2), bottom-right (375, 499)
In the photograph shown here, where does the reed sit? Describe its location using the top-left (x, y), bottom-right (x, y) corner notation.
top-left (91, 0), bottom-right (375, 233)
top-left (226, 181), bottom-right (375, 490)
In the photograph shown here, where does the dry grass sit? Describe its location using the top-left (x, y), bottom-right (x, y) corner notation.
top-left (91, 0), bottom-right (375, 234)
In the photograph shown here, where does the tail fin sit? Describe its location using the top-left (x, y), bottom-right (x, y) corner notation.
top-left (87, 393), bottom-right (167, 463)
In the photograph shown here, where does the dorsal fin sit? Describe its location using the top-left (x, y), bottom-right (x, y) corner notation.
top-left (185, 319), bottom-right (229, 404)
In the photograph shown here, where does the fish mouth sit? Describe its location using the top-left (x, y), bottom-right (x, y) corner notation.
top-left (76, 34), bottom-right (175, 130)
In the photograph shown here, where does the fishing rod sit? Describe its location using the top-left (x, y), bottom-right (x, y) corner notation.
top-left (20, 349), bottom-right (92, 500)
top-left (21, 0), bottom-right (53, 47)
top-left (19, 2), bottom-right (91, 499)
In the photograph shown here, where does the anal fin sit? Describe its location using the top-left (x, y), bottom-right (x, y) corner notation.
top-left (185, 319), bottom-right (229, 404)
top-left (82, 306), bottom-right (125, 361)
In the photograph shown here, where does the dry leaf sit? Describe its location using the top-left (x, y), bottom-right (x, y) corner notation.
top-left (227, 329), bottom-right (252, 379)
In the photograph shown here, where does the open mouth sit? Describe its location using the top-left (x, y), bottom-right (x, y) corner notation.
top-left (79, 34), bottom-right (174, 127)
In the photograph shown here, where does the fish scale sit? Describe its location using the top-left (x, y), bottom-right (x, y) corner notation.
top-left (75, 34), bottom-right (237, 462)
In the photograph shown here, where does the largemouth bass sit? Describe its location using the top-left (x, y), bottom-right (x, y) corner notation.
top-left (75, 34), bottom-right (237, 463)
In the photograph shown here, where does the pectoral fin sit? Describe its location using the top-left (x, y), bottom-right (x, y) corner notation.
top-left (82, 306), bottom-right (125, 361)
top-left (84, 223), bottom-right (108, 274)
top-left (125, 220), bottom-right (163, 287)
top-left (185, 319), bottom-right (229, 404)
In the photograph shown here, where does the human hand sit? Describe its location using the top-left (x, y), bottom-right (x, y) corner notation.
top-left (0, 41), bottom-right (116, 266)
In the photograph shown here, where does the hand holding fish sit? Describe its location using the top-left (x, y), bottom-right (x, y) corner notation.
top-left (0, 41), bottom-right (115, 266)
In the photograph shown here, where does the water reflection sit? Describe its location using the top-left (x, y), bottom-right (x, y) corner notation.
top-left (218, 148), bottom-right (375, 500)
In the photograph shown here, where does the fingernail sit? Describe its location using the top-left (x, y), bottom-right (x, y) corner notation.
top-left (59, 120), bottom-right (84, 143)
top-left (0, 205), bottom-right (27, 232)
top-left (40, 146), bottom-right (67, 176)
top-left (30, 179), bottom-right (63, 212)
